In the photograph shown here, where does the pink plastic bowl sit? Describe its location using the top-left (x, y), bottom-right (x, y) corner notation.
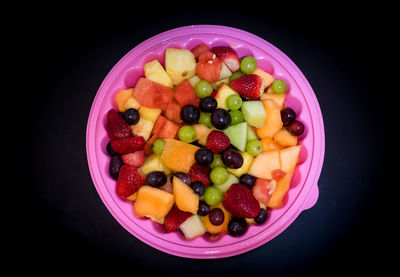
top-left (86, 25), bottom-right (325, 259)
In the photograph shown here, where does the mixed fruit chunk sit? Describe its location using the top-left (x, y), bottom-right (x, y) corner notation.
top-left (105, 43), bottom-right (305, 240)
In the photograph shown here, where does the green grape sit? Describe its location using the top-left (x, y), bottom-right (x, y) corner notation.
top-left (210, 154), bottom-right (223, 169)
top-left (226, 94), bottom-right (242, 110)
top-left (271, 79), bottom-right (287, 94)
top-left (178, 125), bottom-right (196, 143)
top-left (229, 71), bottom-right (244, 82)
top-left (151, 139), bottom-right (165, 155)
top-left (229, 110), bottom-right (245, 125)
top-left (198, 112), bottom-right (212, 127)
top-left (246, 139), bottom-right (263, 156)
top-left (194, 80), bottom-right (213, 98)
top-left (204, 186), bottom-right (223, 206)
top-left (240, 56), bottom-right (257, 74)
top-left (210, 166), bottom-right (229, 185)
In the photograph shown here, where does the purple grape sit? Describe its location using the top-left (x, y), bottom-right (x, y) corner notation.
top-left (228, 217), bottom-right (248, 237)
top-left (209, 208), bottom-right (225, 226)
top-left (221, 149), bottom-right (243, 169)
top-left (254, 208), bottom-right (268, 224)
top-left (197, 200), bottom-right (211, 216)
top-left (287, 120), bottom-right (305, 136)
top-left (280, 107), bottom-right (296, 127)
top-left (109, 156), bottom-right (123, 180)
top-left (172, 172), bottom-right (191, 185)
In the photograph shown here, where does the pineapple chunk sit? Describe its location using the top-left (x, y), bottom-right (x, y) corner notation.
top-left (228, 152), bottom-right (254, 177)
top-left (139, 106), bottom-right (161, 122)
top-left (131, 117), bottom-right (154, 141)
top-left (144, 59), bottom-right (173, 88)
top-left (165, 48), bottom-right (196, 85)
top-left (140, 154), bottom-right (172, 175)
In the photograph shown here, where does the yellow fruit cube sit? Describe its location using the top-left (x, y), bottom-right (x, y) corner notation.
top-left (131, 117), bottom-right (154, 141)
top-left (192, 124), bottom-right (212, 145)
top-left (140, 154), bottom-right (172, 176)
top-left (144, 59), bottom-right (173, 88)
top-left (165, 48), bottom-right (197, 85)
top-left (139, 106), bottom-right (161, 122)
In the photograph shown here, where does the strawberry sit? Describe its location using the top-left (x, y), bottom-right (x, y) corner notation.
top-left (211, 46), bottom-right (240, 72)
top-left (164, 206), bottom-right (192, 233)
top-left (116, 165), bottom-right (146, 197)
top-left (121, 150), bottom-right (145, 167)
top-left (189, 163), bottom-right (211, 186)
top-left (192, 43), bottom-right (210, 59)
top-left (222, 183), bottom-right (260, 218)
top-left (206, 130), bottom-right (230, 153)
top-left (230, 74), bottom-right (265, 99)
top-left (106, 109), bottom-right (133, 140)
top-left (110, 136), bottom-right (145, 154)
top-left (196, 50), bottom-right (222, 83)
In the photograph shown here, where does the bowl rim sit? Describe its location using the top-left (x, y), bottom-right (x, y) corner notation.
top-left (86, 25), bottom-right (325, 259)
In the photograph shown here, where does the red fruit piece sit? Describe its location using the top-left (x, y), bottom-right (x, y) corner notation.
top-left (164, 206), bottom-right (192, 233)
top-left (106, 109), bottom-right (133, 140)
top-left (252, 178), bottom-right (271, 206)
top-left (211, 46), bottom-right (240, 72)
top-left (111, 136), bottom-right (145, 154)
top-left (206, 130), bottom-right (230, 153)
top-left (223, 183), bottom-right (260, 218)
top-left (271, 169), bottom-right (286, 181)
top-left (121, 150), bottom-right (145, 167)
top-left (192, 43), bottom-right (210, 59)
top-left (189, 163), bottom-right (211, 186)
top-left (174, 79), bottom-right (200, 108)
top-left (133, 77), bottom-right (174, 111)
top-left (196, 50), bottom-right (222, 83)
top-left (230, 74), bottom-right (265, 99)
top-left (116, 165), bottom-right (146, 197)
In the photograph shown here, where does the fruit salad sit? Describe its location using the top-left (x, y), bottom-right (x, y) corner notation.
top-left (105, 43), bottom-right (305, 240)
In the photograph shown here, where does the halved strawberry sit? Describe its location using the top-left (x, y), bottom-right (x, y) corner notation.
top-left (106, 109), bottom-right (133, 140)
top-left (211, 46), bottom-right (240, 72)
top-left (189, 163), bottom-right (211, 186)
top-left (164, 206), bottom-right (192, 233)
top-left (196, 50), bottom-right (222, 83)
top-left (121, 150), bottom-right (145, 167)
top-left (230, 74), bottom-right (265, 99)
top-left (223, 183), bottom-right (260, 218)
top-left (110, 136), bottom-right (145, 154)
top-left (116, 165), bottom-right (146, 197)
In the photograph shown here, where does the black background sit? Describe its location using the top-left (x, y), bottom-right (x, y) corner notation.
top-left (18, 3), bottom-right (395, 276)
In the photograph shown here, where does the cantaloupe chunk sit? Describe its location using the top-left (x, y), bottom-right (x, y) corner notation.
top-left (261, 137), bottom-right (282, 152)
top-left (160, 139), bottom-right (199, 173)
top-left (115, 88), bottom-right (140, 112)
top-left (256, 100), bottom-right (283, 138)
top-left (260, 93), bottom-right (285, 109)
top-left (273, 128), bottom-right (298, 147)
top-left (173, 177), bottom-right (199, 214)
top-left (248, 150), bottom-right (280, 180)
top-left (133, 185), bottom-right (174, 221)
top-left (253, 68), bottom-right (275, 87)
top-left (268, 146), bottom-right (301, 208)
top-left (202, 203), bottom-right (232, 234)
top-left (192, 124), bottom-right (212, 145)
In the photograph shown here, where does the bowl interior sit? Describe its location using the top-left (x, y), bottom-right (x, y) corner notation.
top-left (87, 25), bottom-right (323, 258)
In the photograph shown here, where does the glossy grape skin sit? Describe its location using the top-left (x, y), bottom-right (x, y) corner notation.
top-left (151, 139), bottom-right (165, 155)
top-left (190, 181), bottom-right (206, 196)
top-left (204, 186), bottom-right (223, 206)
top-left (229, 71), bottom-right (244, 82)
top-left (199, 96), bottom-right (217, 113)
top-left (228, 217), bottom-right (248, 237)
top-left (254, 208), bottom-right (268, 224)
top-left (180, 105), bottom-right (200, 124)
top-left (211, 108), bottom-right (231, 130)
top-left (197, 200), bottom-right (211, 216)
top-left (208, 208), bottom-right (225, 226)
top-left (246, 139), bottom-right (263, 156)
top-left (194, 80), bottom-right (213, 98)
top-left (146, 171), bottom-right (167, 187)
top-left (271, 79), bottom-right (287, 94)
top-left (178, 125), bottom-right (197, 143)
top-left (210, 167), bottom-right (229, 185)
top-left (123, 108), bottom-right (140, 125)
top-left (221, 149), bottom-right (244, 169)
top-left (229, 110), bottom-right (245, 125)
top-left (226, 94), bottom-right (242, 110)
top-left (210, 153), bottom-right (223, 169)
top-left (106, 141), bottom-right (118, 156)
top-left (195, 148), bottom-right (214, 167)
top-left (109, 155), bottom-right (123, 179)
top-left (239, 174), bottom-right (257, 188)
top-left (280, 107), bottom-right (297, 127)
top-left (198, 112), bottom-right (212, 128)
top-left (240, 56), bottom-right (257, 74)
top-left (287, 120), bottom-right (305, 136)
top-left (173, 172), bottom-right (191, 185)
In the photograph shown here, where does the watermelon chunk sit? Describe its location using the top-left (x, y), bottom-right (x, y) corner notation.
top-left (133, 77), bottom-right (174, 111)
top-left (196, 51), bottom-right (222, 83)
top-left (158, 119), bottom-right (181, 139)
top-left (152, 115), bottom-right (167, 136)
top-left (174, 79), bottom-right (200, 107)
top-left (164, 98), bottom-right (182, 123)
